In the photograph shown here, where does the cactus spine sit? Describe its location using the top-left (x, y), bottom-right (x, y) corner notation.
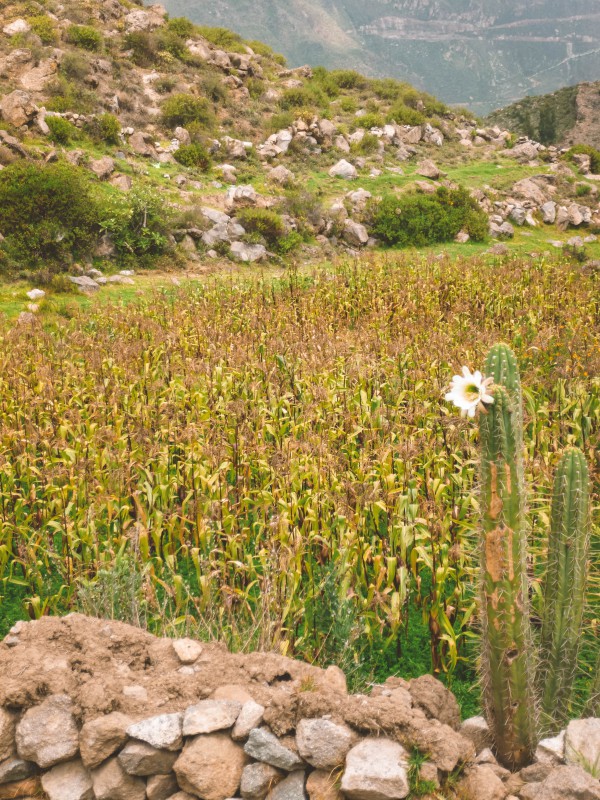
top-left (479, 353), bottom-right (537, 769)
top-left (538, 448), bottom-right (590, 732)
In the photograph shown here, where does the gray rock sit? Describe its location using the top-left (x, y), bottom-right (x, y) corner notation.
top-left (342, 219), bottom-right (369, 247)
top-left (269, 165), bottom-right (295, 186)
top-left (416, 159), bottom-right (441, 179)
top-left (328, 159), bottom-right (357, 179)
top-left (268, 770), bottom-right (307, 800)
top-left (174, 732), bottom-right (249, 800)
top-left (126, 713), bottom-right (183, 752)
top-left (68, 276), bottom-right (100, 293)
top-left (41, 759), bottom-right (94, 800)
top-left (183, 700), bottom-right (242, 736)
top-left (245, 729), bottom-right (305, 771)
top-left (3, 18), bottom-right (31, 36)
top-left (296, 718), bottom-right (355, 769)
top-left (0, 756), bottom-right (35, 784)
top-left (118, 741), bottom-right (178, 776)
top-left (519, 765), bottom-right (600, 800)
top-left (90, 157), bottom-right (115, 180)
top-left (241, 762), bottom-right (284, 799)
top-left (340, 738), bottom-right (410, 800)
top-left (565, 719), bottom-right (600, 777)
top-left (536, 730), bottom-right (565, 764)
top-left (92, 756), bottom-right (146, 800)
top-left (0, 89), bottom-right (37, 128)
top-left (230, 241), bottom-right (267, 262)
top-left (16, 695), bottom-right (79, 768)
top-left (202, 207), bottom-right (231, 226)
top-left (232, 701), bottom-right (266, 742)
top-left (509, 206), bottom-right (526, 226)
top-left (541, 201), bottom-right (557, 224)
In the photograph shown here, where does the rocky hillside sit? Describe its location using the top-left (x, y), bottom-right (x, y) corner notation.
top-left (162, 0), bottom-right (600, 114)
top-left (2, 0), bottom-right (600, 303)
top-left (486, 81), bottom-right (600, 149)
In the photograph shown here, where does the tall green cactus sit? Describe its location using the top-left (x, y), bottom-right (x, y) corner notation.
top-left (479, 379), bottom-right (537, 769)
top-left (584, 654), bottom-right (600, 718)
top-left (538, 448), bottom-right (590, 732)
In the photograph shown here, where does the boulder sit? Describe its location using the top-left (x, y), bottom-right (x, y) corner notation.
top-left (117, 741), bottom-right (178, 776)
top-left (328, 159), bottom-right (357, 180)
top-left (232, 701), bottom-right (266, 742)
top-left (182, 700), bottom-right (242, 736)
top-left (342, 219), bottom-right (369, 248)
top-left (90, 156), bottom-right (115, 180)
top-left (341, 738), bottom-right (410, 800)
top-left (509, 206), bottom-right (526, 226)
top-left (69, 276), bottom-right (100, 293)
top-left (146, 772), bottom-right (179, 800)
top-left (80, 712), bottom-right (133, 769)
top-left (174, 733), bottom-right (249, 800)
top-left (296, 718), bottom-right (355, 769)
top-left (126, 713), bottom-right (183, 751)
top-left (128, 131), bottom-right (157, 158)
top-left (110, 174), bottom-right (133, 192)
top-left (92, 757), bottom-right (146, 800)
top-left (16, 695), bottom-right (79, 769)
top-left (335, 135), bottom-right (350, 153)
top-left (409, 675), bottom-right (461, 730)
top-left (244, 729), bottom-right (304, 771)
top-left (202, 207), bottom-right (230, 226)
top-left (565, 718), bottom-right (600, 776)
top-left (124, 9), bottom-right (164, 32)
top-left (416, 159), bottom-right (441, 179)
top-left (172, 638), bottom-right (202, 664)
top-left (240, 762), bottom-right (284, 799)
top-left (202, 221), bottom-right (245, 247)
top-left (230, 242), bottom-right (267, 262)
top-left (3, 19), bottom-right (31, 36)
top-left (519, 765), bottom-right (600, 800)
top-left (511, 177), bottom-right (548, 205)
top-left (0, 90), bottom-right (37, 128)
top-left (269, 165), bottom-right (295, 186)
top-left (490, 221), bottom-right (515, 239)
top-left (455, 230), bottom-right (470, 243)
top-left (268, 770), bottom-right (307, 800)
top-left (20, 59), bottom-right (58, 92)
top-left (41, 759), bottom-right (94, 800)
top-left (226, 184), bottom-right (258, 206)
top-left (458, 765), bottom-right (508, 800)
top-left (173, 127), bottom-right (190, 145)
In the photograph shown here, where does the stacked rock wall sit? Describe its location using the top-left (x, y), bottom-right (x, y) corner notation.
top-left (0, 615), bottom-right (599, 800)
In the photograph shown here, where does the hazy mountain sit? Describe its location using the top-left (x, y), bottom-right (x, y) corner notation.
top-left (162, 0), bottom-right (600, 114)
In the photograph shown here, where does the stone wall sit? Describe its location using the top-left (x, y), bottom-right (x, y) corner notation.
top-left (0, 615), bottom-right (598, 800)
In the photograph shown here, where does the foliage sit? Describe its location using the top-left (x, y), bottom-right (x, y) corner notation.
top-left (200, 75), bottom-right (228, 104)
top-left (166, 17), bottom-right (196, 38)
top-left (355, 113), bottom-right (384, 130)
top-left (99, 188), bottom-right (170, 258)
top-left (568, 144), bottom-right (600, 174)
top-left (279, 87), bottom-right (317, 111)
top-left (387, 102), bottom-right (425, 126)
top-left (76, 555), bottom-right (148, 628)
top-left (351, 132), bottom-right (380, 155)
top-left (60, 51), bottom-right (90, 81)
top-left (46, 115), bottom-right (78, 144)
top-left (45, 76), bottom-right (97, 114)
top-left (124, 31), bottom-right (159, 67)
top-left (65, 24), bottom-right (103, 51)
top-left (329, 69), bottom-right (367, 90)
top-left (0, 161), bottom-right (98, 268)
top-left (173, 142), bottom-right (211, 170)
top-left (28, 14), bottom-right (57, 44)
top-left (84, 113), bottom-right (121, 145)
top-left (161, 93), bottom-right (215, 129)
top-left (236, 208), bottom-right (286, 247)
top-left (370, 187), bottom-right (488, 247)
top-left (195, 25), bottom-right (245, 52)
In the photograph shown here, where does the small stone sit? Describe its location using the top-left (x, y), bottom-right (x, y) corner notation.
top-left (536, 730), bottom-right (565, 764)
top-left (0, 757), bottom-right (35, 784)
top-left (416, 159), bottom-right (441, 179)
top-left (241, 762), bottom-right (284, 799)
top-left (565, 718), bottom-right (600, 776)
top-left (127, 713), bottom-right (183, 751)
top-left (118, 741), bottom-right (178, 776)
top-left (268, 770), bottom-right (307, 800)
top-left (328, 159), bottom-right (357, 180)
top-left (174, 733), bottom-right (250, 800)
top-left (80, 712), bottom-right (133, 769)
top-left (41, 759), bottom-right (94, 800)
top-left (458, 765), bottom-right (507, 800)
top-left (92, 756), bottom-right (146, 800)
top-left (232, 701), bottom-right (266, 742)
top-left (68, 276), bottom-right (100, 293)
top-left (146, 772), bottom-right (179, 800)
top-left (519, 765), bottom-right (600, 800)
top-left (182, 700), bottom-right (242, 736)
top-left (341, 738), bottom-right (410, 800)
top-left (245, 729), bottom-right (305, 771)
top-left (16, 695), bottom-right (79, 769)
top-left (172, 638), bottom-right (203, 664)
top-left (25, 289), bottom-right (45, 301)
top-left (296, 718), bottom-right (355, 769)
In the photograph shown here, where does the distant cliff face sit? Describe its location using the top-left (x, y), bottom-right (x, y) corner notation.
top-left (163, 0), bottom-right (600, 113)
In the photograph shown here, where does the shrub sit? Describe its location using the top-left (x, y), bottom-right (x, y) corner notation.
top-left (45, 76), bottom-right (97, 113)
top-left (99, 188), bottom-right (170, 258)
top-left (28, 15), bottom-right (57, 44)
top-left (356, 112), bottom-right (384, 130)
top-left (155, 29), bottom-right (189, 61)
top-left (166, 17), bottom-right (196, 38)
top-left (279, 88), bottom-right (315, 110)
top-left (85, 113), bottom-right (121, 145)
top-left (0, 161), bottom-right (99, 268)
top-left (388, 103), bottom-right (425, 126)
top-left (352, 132), bottom-right (380, 155)
top-left (66, 24), bottom-right (103, 51)
top-left (237, 208), bottom-right (285, 247)
top-left (155, 76), bottom-right (176, 94)
top-left (46, 115), bottom-right (78, 144)
top-left (60, 52), bottom-right (90, 81)
top-left (370, 186), bottom-right (488, 247)
top-left (201, 75), bottom-right (228, 104)
top-left (161, 93), bottom-right (214, 129)
top-left (339, 96), bottom-right (357, 114)
top-left (196, 25), bottom-right (245, 52)
top-left (124, 31), bottom-right (158, 67)
top-left (568, 144), bottom-right (600, 173)
top-left (173, 142), bottom-right (211, 170)
top-left (370, 78), bottom-right (404, 101)
top-left (329, 69), bottom-right (367, 89)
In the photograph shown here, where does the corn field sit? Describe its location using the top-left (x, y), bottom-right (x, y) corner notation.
top-left (0, 254), bottom-right (598, 694)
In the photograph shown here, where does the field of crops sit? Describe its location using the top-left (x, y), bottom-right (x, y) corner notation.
top-left (0, 254), bottom-right (598, 707)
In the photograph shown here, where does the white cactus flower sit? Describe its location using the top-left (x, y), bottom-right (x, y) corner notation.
top-left (445, 367), bottom-right (494, 418)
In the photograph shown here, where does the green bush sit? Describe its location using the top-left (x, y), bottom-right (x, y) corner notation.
top-left (568, 144), bottom-right (600, 173)
top-left (388, 103), bottom-right (425, 126)
top-left (267, 112), bottom-right (294, 134)
top-left (0, 162), bottom-right (99, 268)
top-left (329, 69), bottom-right (367, 90)
top-left (370, 78), bottom-right (404, 101)
top-left (352, 132), bottom-right (380, 155)
top-left (339, 96), bottom-right (358, 114)
top-left (124, 32), bottom-right (158, 67)
top-left (356, 112), bottom-right (384, 130)
top-left (66, 24), bottom-right (103, 51)
top-left (279, 88), bottom-right (316, 110)
top-left (28, 15), bottom-right (57, 44)
top-left (370, 186), bottom-right (488, 247)
top-left (173, 142), bottom-right (211, 170)
top-left (161, 93), bottom-right (214, 129)
top-left (576, 183), bottom-right (592, 197)
top-left (166, 17), bottom-right (196, 38)
top-left (85, 113), bottom-right (121, 145)
top-left (99, 188), bottom-right (170, 258)
top-left (196, 25), bottom-right (245, 52)
top-left (60, 52), bottom-right (90, 81)
top-left (46, 115), bottom-right (78, 144)
top-left (155, 29), bottom-right (189, 61)
top-left (45, 76), bottom-right (97, 113)
top-left (237, 208), bottom-right (285, 247)
top-left (201, 75), bottom-right (228, 104)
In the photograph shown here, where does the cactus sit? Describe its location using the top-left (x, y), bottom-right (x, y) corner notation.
top-left (538, 447), bottom-right (590, 731)
top-left (479, 380), bottom-right (537, 770)
top-left (584, 654), bottom-right (600, 718)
